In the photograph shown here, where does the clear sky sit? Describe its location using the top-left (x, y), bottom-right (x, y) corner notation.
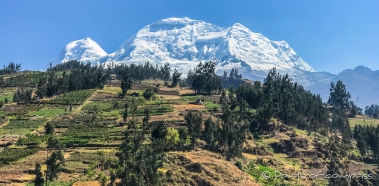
top-left (1, 0), bottom-right (378, 74)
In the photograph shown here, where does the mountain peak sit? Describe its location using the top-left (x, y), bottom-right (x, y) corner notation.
top-left (53, 17), bottom-right (315, 78)
top-left (354, 65), bottom-right (372, 71)
top-left (52, 38), bottom-right (107, 64)
top-left (159, 17), bottom-right (194, 23)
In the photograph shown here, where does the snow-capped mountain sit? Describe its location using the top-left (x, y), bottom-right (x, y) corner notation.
top-left (51, 17), bottom-right (379, 108)
top-left (51, 37), bottom-right (107, 65)
top-left (53, 17), bottom-right (313, 79)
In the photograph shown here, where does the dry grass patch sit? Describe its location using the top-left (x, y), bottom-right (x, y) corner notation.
top-left (164, 149), bottom-right (260, 186)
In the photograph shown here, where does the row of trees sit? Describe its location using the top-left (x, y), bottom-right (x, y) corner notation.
top-left (188, 61), bottom-right (222, 94)
top-left (220, 68), bottom-right (243, 89)
top-left (353, 125), bottom-right (379, 159)
top-left (13, 88), bottom-right (33, 102)
top-left (35, 62), bottom-right (110, 99)
top-left (234, 68), bottom-right (329, 133)
top-left (0, 62), bottom-right (21, 74)
top-left (365, 104), bottom-right (379, 118)
top-left (112, 62), bottom-right (171, 81)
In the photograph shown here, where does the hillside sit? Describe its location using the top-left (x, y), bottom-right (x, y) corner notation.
top-left (0, 61), bottom-right (378, 186)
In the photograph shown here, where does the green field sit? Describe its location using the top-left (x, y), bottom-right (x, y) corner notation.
top-left (48, 89), bottom-right (95, 105)
top-left (4, 73), bottom-right (45, 86)
top-left (0, 148), bottom-right (39, 166)
top-left (0, 119), bottom-right (47, 135)
top-left (31, 107), bottom-right (67, 117)
top-left (0, 87), bottom-right (16, 103)
top-left (349, 118), bottom-right (379, 127)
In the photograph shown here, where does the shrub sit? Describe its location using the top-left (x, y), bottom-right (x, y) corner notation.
top-left (164, 128), bottom-right (180, 149)
top-left (131, 92), bottom-right (139, 97)
top-left (178, 127), bottom-right (189, 146)
top-left (143, 89), bottom-right (155, 101)
top-left (235, 161), bottom-right (243, 170)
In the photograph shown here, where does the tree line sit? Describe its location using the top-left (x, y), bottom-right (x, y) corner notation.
top-left (35, 62), bottom-right (110, 99)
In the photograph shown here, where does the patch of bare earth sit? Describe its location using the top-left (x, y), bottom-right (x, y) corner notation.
top-left (72, 181), bottom-right (101, 186)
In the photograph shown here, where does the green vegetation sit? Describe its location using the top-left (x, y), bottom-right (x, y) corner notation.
top-left (135, 105), bottom-right (173, 116)
top-left (0, 148), bottom-right (39, 166)
top-left (32, 107), bottom-right (67, 117)
top-left (48, 89), bottom-right (95, 105)
top-left (81, 101), bottom-right (114, 111)
top-left (203, 99), bottom-right (220, 110)
top-left (0, 87), bottom-right (16, 103)
top-left (349, 118), bottom-right (379, 127)
top-left (2, 61), bottom-right (379, 186)
top-left (5, 73), bottom-right (45, 87)
top-left (17, 134), bottom-right (51, 146)
top-left (0, 119), bottom-right (46, 135)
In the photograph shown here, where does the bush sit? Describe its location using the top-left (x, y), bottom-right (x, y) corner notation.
top-left (143, 89), bottom-right (155, 101)
top-left (0, 101), bottom-right (3, 108)
top-left (131, 92), bottom-right (139, 97)
top-left (235, 161), bottom-right (243, 170)
top-left (164, 128), bottom-right (180, 149)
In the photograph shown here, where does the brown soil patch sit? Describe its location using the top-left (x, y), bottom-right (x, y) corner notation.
top-left (72, 181), bottom-right (101, 186)
top-left (173, 104), bottom-right (205, 109)
top-left (105, 80), bottom-right (121, 87)
top-left (131, 84), bottom-right (155, 90)
top-left (179, 88), bottom-right (195, 95)
top-left (156, 90), bottom-right (179, 96)
top-left (90, 92), bottom-right (119, 101)
top-left (158, 95), bottom-right (181, 100)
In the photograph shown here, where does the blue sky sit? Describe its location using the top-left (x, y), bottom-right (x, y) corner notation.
top-left (1, 0), bottom-right (378, 74)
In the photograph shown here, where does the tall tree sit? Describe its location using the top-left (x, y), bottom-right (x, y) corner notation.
top-left (121, 69), bottom-right (133, 98)
top-left (184, 111), bottom-right (203, 149)
top-left (34, 163), bottom-right (44, 186)
top-left (171, 68), bottom-right (182, 87)
top-left (45, 150), bottom-right (65, 182)
top-left (202, 116), bottom-right (218, 150)
top-left (328, 80), bottom-right (351, 112)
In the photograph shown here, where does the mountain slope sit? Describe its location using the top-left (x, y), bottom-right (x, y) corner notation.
top-left (304, 66), bottom-right (379, 108)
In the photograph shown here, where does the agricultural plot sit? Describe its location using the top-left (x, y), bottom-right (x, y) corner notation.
top-left (81, 101), bottom-right (114, 111)
top-left (135, 105), bottom-right (174, 116)
top-left (48, 89), bottom-right (95, 105)
top-left (31, 106), bottom-right (68, 117)
top-left (0, 87), bottom-right (17, 103)
top-left (0, 148), bottom-right (39, 166)
top-left (349, 118), bottom-right (379, 127)
top-left (0, 104), bottom-right (45, 116)
top-left (4, 73), bottom-right (45, 87)
top-left (0, 119), bottom-right (47, 136)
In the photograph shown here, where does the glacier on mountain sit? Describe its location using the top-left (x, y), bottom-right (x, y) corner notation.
top-left (51, 17), bottom-right (379, 108)
top-left (52, 37), bottom-right (107, 66)
top-left (52, 17), bottom-right (313, 80)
